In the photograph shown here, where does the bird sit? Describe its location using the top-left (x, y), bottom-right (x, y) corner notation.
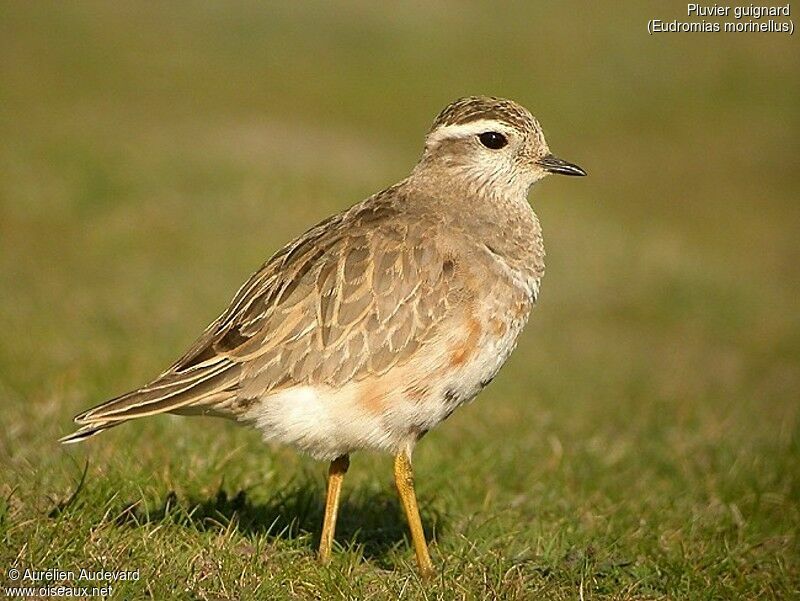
top-left (61, 95), bottom-right (586, 576)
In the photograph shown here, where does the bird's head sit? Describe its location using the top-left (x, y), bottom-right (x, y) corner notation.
top-left (416, 96), bottom-right (586, 197)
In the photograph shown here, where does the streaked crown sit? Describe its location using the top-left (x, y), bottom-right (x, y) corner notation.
top-left (423, 95), bottom-right (547, 156)
top-left (429, 95), bottom-right (541, 135)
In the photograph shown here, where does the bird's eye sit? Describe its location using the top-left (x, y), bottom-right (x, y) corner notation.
top-left (478, 131), bottom-right (507, 150)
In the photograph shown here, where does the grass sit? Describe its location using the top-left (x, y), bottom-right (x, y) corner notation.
top-left (1, 2), bottom-right (798, 599)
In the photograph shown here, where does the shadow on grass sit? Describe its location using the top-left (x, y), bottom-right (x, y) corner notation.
top-left (110, 479), bottom-right (444, 568)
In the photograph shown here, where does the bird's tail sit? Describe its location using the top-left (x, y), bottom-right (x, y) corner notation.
top-left (59, 358), bottom-right (241, 444)
top-left (59, 421), bottom-right (121, 444)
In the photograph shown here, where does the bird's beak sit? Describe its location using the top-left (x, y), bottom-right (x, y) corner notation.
top-left (537, 154), bottom-right (587, 177)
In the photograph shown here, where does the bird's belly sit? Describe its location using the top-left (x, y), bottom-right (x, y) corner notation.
top-left (242, 384), bottom-right (404, 460)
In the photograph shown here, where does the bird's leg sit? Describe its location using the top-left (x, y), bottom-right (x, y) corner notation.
top-left (393, 451), bottom-right (435, 577)
top-left (318, 454), bottom-right (349, 564)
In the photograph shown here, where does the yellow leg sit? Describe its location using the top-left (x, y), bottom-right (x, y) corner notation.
top-left (318, 454), bottom-right (349, 564)
top-left (394, 452), bottom-right (435, 578)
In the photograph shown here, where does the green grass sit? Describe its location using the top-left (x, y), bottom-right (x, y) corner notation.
top-left (1, 2), bottom-right (798, 599)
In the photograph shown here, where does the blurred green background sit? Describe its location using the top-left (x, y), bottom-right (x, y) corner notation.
top-left (1, 2), bottom-right (798, 599)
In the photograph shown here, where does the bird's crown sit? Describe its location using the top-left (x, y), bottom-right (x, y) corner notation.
top-left (423, 96), bottom-right (547, 154)
top-left (429, 96), bottom-right (541, 137)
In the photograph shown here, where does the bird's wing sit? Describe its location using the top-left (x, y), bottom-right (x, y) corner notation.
top-left (229, 205), bottom-right (461, 401)
top-left (189, 194), bottom-right (462, 400)
top-left (72, 191), bottom-right (463, 426)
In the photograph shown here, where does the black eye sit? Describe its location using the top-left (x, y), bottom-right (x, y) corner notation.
top-left (478, 131), bottom-right (507, 150)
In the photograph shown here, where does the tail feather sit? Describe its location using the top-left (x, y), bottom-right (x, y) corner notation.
top-left (75, 360), bottom-right (238, 424)
top-left (61, 359), bottom-right (241, 444)
top-left (59, 421), bottom-right (119, 444)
